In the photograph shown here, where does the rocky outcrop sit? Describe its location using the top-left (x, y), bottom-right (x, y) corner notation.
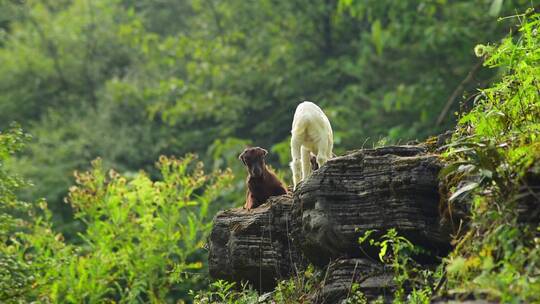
top-left (208, 145), bottom-right (452, 300)
top-left (292, 145), bottom-right (450, 265)
top-left (319, 258), bottom-right (394, 304)
top-left (207, 194), bottom-right (302, 291)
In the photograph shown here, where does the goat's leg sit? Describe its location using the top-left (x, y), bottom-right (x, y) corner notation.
top-left (301, 146), bottom-right (312, 180)
top-left (244, 190), bottom-right (253, 210)
top-left (316, 153), bottom-right (328, 168)
top-left (290, 136), bottom-right (302, 190)
top-left (316, 140), bottom-right (331, 168)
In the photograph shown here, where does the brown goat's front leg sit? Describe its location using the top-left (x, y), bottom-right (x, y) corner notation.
top-left (244, 190), bottom-right (254, 210)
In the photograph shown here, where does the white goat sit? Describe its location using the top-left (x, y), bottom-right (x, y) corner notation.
top-left (290, 101), bottom-right (333, 190)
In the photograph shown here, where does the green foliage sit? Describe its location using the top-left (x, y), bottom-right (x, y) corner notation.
top-left (441, 10), bottom-right (540, 302)
top-left (0, 0), bottom-right (531, 237)
top-left (1, 0), bottom-right (168, 234)
top-left (1, 0), bottom-right (539, 302)
top-left (344, 284), bottom-right (370, 304)
top-left (190, 265), bottom-right (325, 304)
top-left (190, 280), bottom-right (258, 304)
top-left (8, 104), bottom-right (166, 234)
top-left (0, 125), bottom-right (31, 235)
top-left (273, 265), bottom-right (323, 303)
top-left (358, 229), bottom-right (440, 304)
top-left (1, 132), bottom-right (235, 303)
top-left (35, 155), bottom-right (232, 303)
top-left (0, 125), bottom-right (36, 303)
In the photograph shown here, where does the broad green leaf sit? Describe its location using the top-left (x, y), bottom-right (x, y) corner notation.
top-left (449, 182), bottom-right (479, 202)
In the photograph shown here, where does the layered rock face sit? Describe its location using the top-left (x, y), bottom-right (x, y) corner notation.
top-left (208, 145), bottom-right (451, 301)
top-left (319, 258), bottom-right (394, 303)
top-left (207, 194), bottom-right (301, 291)
top-left (291, 145), bottom-right (450, 265)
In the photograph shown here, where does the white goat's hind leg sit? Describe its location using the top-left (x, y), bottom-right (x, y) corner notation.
top-left (316, 140), bottom-right (330, 168)
top-left (316, 153), bottom-right (328, 169)
top-left (301, 146), bottom-right (312, 181)
top-left (290, 137), bottom-right (302, 190)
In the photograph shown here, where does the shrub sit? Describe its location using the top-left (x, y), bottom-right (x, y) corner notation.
top-left (190, 280), bottom-right (258, 304)
top-left (35, 155), bottom-right (232, 302)
top-left (441, 10), bottom-right (540, 302)
top-left (1, 133), bottom-right (234, 303)
top-left (0, 124), bottom-right (36, 303)
top-left (357, 229), bottom-right (441, 304)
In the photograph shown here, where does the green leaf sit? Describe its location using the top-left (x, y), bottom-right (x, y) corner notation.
top-left (379, 242), bottom-right (388, 262)
top-left (371, 19), bottom-right (384, 56)
top-left (449, 182), bottom-right (479, 202)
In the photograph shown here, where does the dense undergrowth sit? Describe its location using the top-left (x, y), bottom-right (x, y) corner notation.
top-left (0, 129), bottom-right (233, 303)
top-left (440, 10), bottom-right (540, 302)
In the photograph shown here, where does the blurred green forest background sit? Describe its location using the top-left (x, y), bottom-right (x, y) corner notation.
top-left (0, 0), bottom-right (537, 302)
top-left (0, 0), bottom-right (530, 235)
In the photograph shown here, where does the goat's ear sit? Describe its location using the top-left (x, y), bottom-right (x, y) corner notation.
top-left (238, 150), bottom-right (247, 165)
top-left (258, 147), bottom-right (268, 157)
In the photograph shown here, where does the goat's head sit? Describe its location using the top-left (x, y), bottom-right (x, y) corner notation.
top-left (239, 147), bottom-right (267, 178)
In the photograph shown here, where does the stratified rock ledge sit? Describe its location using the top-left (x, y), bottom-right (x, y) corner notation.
top-left (291, 145), bottom-right (450, 265)
top-left (319, 258), bottom-right (394, 304)
top-left (208, 145), bottom-right (453, 299)
top-left (207, 194), bottom-right (301, 291)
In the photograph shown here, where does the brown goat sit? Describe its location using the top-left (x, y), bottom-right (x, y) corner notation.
top-left (239, 147), bottom-right (288, 210)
